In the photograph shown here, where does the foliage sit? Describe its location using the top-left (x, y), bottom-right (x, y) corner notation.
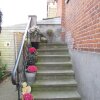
top-left (0, 10), bottom-right (2, 33)
top-left (0, 64), bottom-right (7, 79)
top-left (0, 11), bottom-right (2, 22)
top-left (46, 29), bottom-right (54, 37)
top-left (26, 65), bottom-right (38, 73)
top-left (0, 58), bottom-right (1, 66)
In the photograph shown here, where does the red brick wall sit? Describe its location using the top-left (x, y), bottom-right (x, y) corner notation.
top-left (64, 0), bottom-right (100, 52)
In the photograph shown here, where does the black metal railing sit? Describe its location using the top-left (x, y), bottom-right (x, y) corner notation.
top-left (11, 17), bottom-right (32, 100)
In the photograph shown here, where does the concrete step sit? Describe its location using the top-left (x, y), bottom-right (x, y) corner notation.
top-left (32, 90), bottom-right (81, 100)
top-left (31, 43), bottom-right (81, 100)
top-left (38, 48), bottom-right (69, 55)
top-left (36, 70), bottom-right (75, 80)
top-left (38, 55), bottom-right (71, 62)
top-left (39, 43), bottom-right (67, 49)
top-left (36, 62), bottom-right (72, 70)
top-left (32, 79), bottom-right (77, 91)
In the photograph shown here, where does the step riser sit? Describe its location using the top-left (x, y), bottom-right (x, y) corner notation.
top-left (36, 64), bottom-right (72, 70)
top-left (38, 56), bottom-right (71, 62)
top-left (35, 98), bottom-right (81, 100)
top-left (39, 44), bottom-right (67, 49)
top-left (38, 51), bottom-right (69, 55)
top-left (36, 74), bottom-right (74, 80)
top-left (39, 46), bottom-right (67, 49)
top-left (37, 66), bottom-right (72, 71)
top-left (32, 43), bottom-right (81, 100)
top-left (32, 86), bottom-right (77, 91)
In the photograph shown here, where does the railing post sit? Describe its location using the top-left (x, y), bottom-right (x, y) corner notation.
top-left (11, 17), bottom-right (32, 100)
top-left (28, 15), bottom-right (37, 27)
top-left (28, 15), bottom-right (37, 44)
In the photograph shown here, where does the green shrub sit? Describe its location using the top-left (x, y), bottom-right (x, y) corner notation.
top-left (0, 64), bottom-right (7, 79)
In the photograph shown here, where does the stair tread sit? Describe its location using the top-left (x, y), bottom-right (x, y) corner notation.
top-left (33, 43), bottom-right (81, 99)
top-left (32, 90), bottom-right (81, 99)
top-left (33, 79), bottom-right (77, 86)
top-left (37, 70), bottom-right (74, 74)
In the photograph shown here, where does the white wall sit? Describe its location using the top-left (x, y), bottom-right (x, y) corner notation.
top-left (0, 30), bottom-right (15, 71)
top-left (38, 24), bottom-right (62, 43)
top-left (69, 50), bottom-right (100, 100)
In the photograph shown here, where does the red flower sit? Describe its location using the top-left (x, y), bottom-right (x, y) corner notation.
top-left (27, 65), bottom-right (38, 73)
top-left (28, 47), bottom-right (36, 54)
top-left (23, 93), bottom-right (34, 100)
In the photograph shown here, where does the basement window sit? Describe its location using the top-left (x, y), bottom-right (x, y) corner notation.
top-left (65, 0), bottom-right (70, 4)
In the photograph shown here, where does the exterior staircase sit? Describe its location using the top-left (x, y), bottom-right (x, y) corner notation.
top-left (32, 43), bottom-right (81, 100)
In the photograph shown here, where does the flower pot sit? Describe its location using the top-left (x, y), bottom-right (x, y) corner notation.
top-left (25, 71), bottom-right (36, 85)
top-left (31, 42), bottom-right (39, 49)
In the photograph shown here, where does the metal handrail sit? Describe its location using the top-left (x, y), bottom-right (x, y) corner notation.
top-left (11, 17), bottom-right (31, 85)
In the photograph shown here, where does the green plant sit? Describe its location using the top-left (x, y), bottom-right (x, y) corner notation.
top-left (46, 29), bottom-right (54, 37)
top-left (0, 10), bottom-right (3, 33)
top-left (0, 58), bottom-right (1, 66)
top-left (0, 64), bottom-right (7, 79)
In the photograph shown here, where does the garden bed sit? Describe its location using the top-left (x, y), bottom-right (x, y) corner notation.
top-left (0, 71), bottom-right (10, 83)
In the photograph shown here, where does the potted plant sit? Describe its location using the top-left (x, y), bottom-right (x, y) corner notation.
top-left (46, 29), bottom-right (54, 37)
top-left (46, 29), bottom-right (54, 43)
top-left (28, 47), bottom-right (37, 54)
top-left (27, 47), bottom-right (38, 64)
top-left (25, 65), bottom-right (38, 85)
top-left (22, 93), bottom-right (34, 100)
top-left (21, 82), bottom-right (34, 100)
top-left (29, 26), bottom-right (41, 49)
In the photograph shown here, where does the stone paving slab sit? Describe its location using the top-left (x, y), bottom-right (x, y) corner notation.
top-left (0, 76), bottom-right (17, 100)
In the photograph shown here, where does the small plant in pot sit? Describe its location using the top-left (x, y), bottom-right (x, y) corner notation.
top-left (25, 65), bottom-right (38, 85)
top-left (21, 82), bottom-right (34, 100)
top-left (46, 29), bottom-right (54, 37)
top-left (28, 47), bottom-right (38, 63)
top-left (29, 25), bottom-right (41, 49)
top-left (46, 29), bottom-right (54, 43)
top-left (28, 47), bottom-right (36, 54)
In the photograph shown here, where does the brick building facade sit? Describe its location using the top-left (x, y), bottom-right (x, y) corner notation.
top-left (55, 1), bottom-right (100, 100)
top-left (65, 0), bottom-right (100, 52)
top-left (56, 0), bottom-right (100, 52)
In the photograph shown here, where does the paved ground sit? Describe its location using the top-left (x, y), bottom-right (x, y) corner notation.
top-left (0, 76), bottom-right (18, 100)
